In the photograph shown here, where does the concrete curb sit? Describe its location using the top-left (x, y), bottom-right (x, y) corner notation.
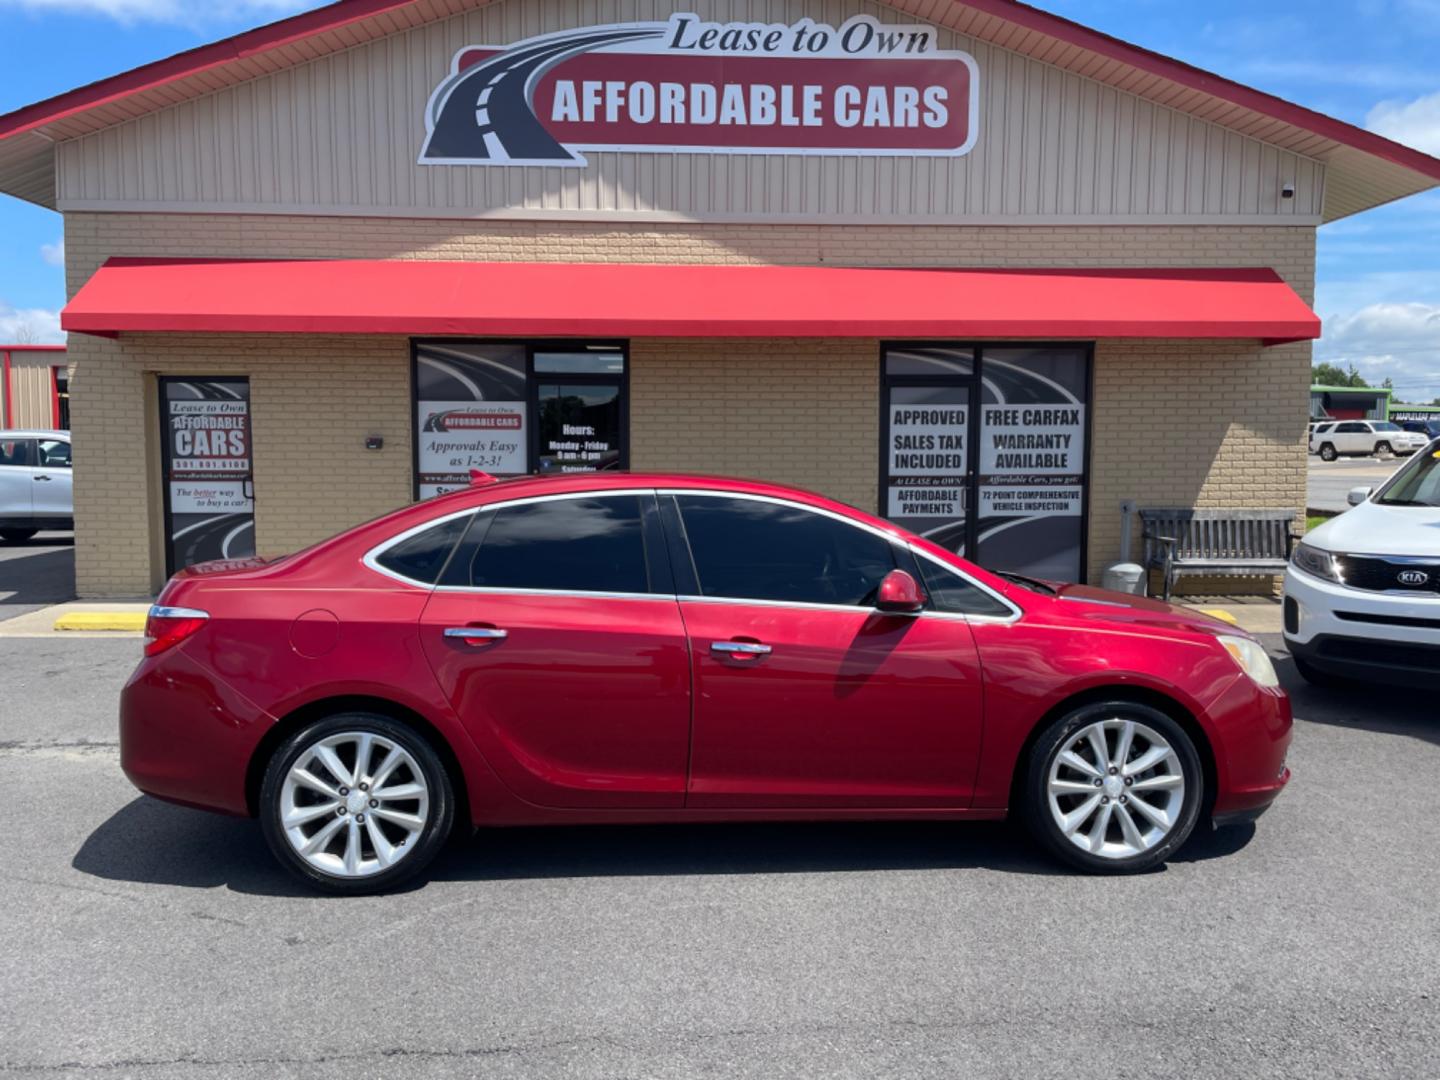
top-left (54, 612), bottom-right (148, 632)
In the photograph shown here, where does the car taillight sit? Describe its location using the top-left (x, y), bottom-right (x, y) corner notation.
top-left (143, 605), bottom-right (210, 657)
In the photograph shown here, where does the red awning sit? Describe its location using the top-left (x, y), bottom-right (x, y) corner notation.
top-left (62, 258), bottom-right (1320, 344)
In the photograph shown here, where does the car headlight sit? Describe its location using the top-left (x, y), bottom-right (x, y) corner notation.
top-left (1292, 541), bottom-right (1341, 583)
top-left (1218, 635), bottom-right (1281, 688)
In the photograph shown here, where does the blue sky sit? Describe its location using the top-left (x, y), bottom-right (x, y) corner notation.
top-left (1, 0), bottom-right (1438, 396)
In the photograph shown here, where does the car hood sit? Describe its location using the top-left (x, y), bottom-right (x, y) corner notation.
top-left (1305, 500), bottom-right (1440, 557)
top-left (1035, 582), bottom-right (1239, 637)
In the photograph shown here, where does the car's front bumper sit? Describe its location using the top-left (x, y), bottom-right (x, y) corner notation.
top-left (1283, 567), bottom-right (1440, 687)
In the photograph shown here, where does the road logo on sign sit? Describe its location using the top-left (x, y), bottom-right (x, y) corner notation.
top-left (418, 14), bottom-right (979, 166)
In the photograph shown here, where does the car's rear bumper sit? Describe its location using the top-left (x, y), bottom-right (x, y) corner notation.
top-left (119, 647), bottom-right (275, 816)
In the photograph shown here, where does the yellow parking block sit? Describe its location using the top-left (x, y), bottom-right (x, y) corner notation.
top-left (1195, 608), bottom-right (1240, 626)
top-left (53, 612), bottom-right (148, 632)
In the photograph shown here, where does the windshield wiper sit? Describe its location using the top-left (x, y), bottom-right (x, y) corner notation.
top-left (1377, 498), bottom-right (1437, 507)
top-left (996, 571), bottom-right (1058, 595)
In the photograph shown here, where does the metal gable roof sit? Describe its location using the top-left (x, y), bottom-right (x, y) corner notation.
top-left (0, 0), bottom-right (1436, 220)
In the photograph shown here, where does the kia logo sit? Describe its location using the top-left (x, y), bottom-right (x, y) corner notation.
top-left (1397, 570), bottom-right (1430, 586)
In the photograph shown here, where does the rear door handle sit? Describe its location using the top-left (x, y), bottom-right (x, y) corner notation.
top-left (711, 641), bottom-right (772, 657)
top-left (33, 475), bottom-right (51, 482)
top-left (444, 627), bottom-right (508, 642)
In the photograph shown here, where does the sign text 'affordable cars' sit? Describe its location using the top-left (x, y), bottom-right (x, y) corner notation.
top-left (420, 14), bottom-right (979, 165)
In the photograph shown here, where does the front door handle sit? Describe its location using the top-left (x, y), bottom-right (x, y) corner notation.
top-left (33, 475), bottom-right (52, 482)
top-left (711, 641), bottom-right (772, 657)
top-left (444, 627), bottom-right (508, 643)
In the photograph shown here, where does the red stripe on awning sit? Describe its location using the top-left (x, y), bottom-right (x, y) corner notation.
top-left (61, 258), bottom-right (1321, 344)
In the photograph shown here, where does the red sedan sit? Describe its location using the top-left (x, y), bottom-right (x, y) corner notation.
top-left (121, 474), bottom-right (1291, 893)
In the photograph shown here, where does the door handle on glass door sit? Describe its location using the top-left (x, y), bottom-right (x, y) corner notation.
top-left (444, 627), bottom-right (508, 643)
top-left (711, 641), bottom-right (772, 657)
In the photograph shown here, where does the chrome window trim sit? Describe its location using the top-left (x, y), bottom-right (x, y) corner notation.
top-left (362, 506), bottom-right (479, 588)
top-left (434, 585), bottom-right (672, 602)
top-left (676, 593), bottom-right (874, 615)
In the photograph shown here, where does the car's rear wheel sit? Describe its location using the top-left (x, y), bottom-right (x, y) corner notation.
top-left (1375, 441), bottom-right (1393, 456)
top-left (0, 528), bottom-right (37, 543)
top-left (1319, 443), bottom-right (1338, 462)
top-left (259, 713), bottom-right (455, 895)
top-left (1024, 702), bottom-right (1203, 874)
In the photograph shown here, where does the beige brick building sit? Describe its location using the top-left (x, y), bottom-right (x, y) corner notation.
top-left (1, 0), bottom-right (1437, 596)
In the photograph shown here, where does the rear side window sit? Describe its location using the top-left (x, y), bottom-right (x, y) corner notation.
top-left (915, 556), bottom-right (1014, 618)
top-left (447, 496), bottom-right (650, 594)
top-left (0, 439), bottom-right (34, 467)
top-left (676, 495), bottom-right (896, 606)
top-left (375, 514), bottom-right (470, 585)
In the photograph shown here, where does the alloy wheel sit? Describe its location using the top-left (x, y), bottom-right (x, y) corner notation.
top-left (1045, 717), bottom-right (1186, 860)
top-left (279, 731), bottom-right (431, 878)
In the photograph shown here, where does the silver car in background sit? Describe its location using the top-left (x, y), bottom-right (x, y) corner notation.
top-left (0, 430), bottom-right (73, 542)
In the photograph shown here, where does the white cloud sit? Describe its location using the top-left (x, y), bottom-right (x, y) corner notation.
top-left (1317, 301), bottom-right (1440, 399)
top-left (1366, 90), bottom-right (1440, 155)
top-left (40, 240), bottom-right (64, 267)
top-left (0, 0), bottom-right (310, 26)
top-left (0, 301), bottom-right (64, 345)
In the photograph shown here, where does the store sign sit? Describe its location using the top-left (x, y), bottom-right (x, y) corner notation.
top-left (419, 14), bottom-right (979, 166)
top-left (887, 401), bottom-right (968, 520)
top-left (416, 402), bottom-right (527, 498)
top-left (162, 379), bottom-right (255, 572)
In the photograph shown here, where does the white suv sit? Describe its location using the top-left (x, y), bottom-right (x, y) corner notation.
top-left (0, 430), bottom-right (73, 542)
top-left (1310, 420), bottom-right (1428, 461)
top-left (1284, 440), bottom-right (1440, 686)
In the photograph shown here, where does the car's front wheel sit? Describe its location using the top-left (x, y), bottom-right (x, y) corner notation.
top-left (1375, 441), bottom-right (1393, 456)
top-left (259, 713), bottom-right (456, 894)
top-left (1024, 702), bottom-right (1203, 874)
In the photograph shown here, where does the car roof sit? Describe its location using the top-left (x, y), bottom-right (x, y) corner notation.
top-left (0, 429), bottom-right (68, 439)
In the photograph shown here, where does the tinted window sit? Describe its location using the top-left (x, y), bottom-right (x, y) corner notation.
top-left (0, 439), bottom-right (34, 467)
top-left (677, 496), bottom-right (896, 606)
top-left (38, 440), bottom-right (71, 468)
top-left (1336, 423), bottom-right (1366, 433)
top-left (376, 514), bottom-right (470, 584)
top-left (915, 556), bottom-right (1014, 618)
top-left (458, 496), bottom-right (649, 594)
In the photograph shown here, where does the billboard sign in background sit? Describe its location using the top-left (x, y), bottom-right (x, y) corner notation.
top-left (161, 378), bottom-right (255, 573)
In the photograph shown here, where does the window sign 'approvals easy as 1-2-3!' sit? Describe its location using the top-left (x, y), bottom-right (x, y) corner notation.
top-left (419, 13), bottom-right (979, 166)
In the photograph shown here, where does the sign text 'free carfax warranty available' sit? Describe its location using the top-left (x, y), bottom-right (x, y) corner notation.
top-left (420, 14), bottom-right (980, 165)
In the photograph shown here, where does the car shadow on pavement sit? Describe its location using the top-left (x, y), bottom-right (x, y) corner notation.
top-left (74, 796), bottom-right (1253, 896)
top-left (1271, 651), bottom-right (1440, 750)
top-left (0, 542), bottom-right (76, 609)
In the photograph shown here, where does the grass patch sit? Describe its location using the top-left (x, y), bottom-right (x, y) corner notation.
top-left (1306, 514), bottom-right (1334, 531)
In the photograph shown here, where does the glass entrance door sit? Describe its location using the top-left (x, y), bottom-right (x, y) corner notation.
top-left (159, 377), bottom-right (255, 574)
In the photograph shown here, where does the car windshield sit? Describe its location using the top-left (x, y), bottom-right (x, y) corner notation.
top-left (1375, 448), bottom-right (1440, 507)
top-left (1373, 422), bottom-right (1402, 432)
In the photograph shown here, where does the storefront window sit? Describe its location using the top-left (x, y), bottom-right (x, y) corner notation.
top-left (159, 376), bottom-right (255, 574)
top-left (412, 341), bottom-right (628, 497)
top-left (882, 344), bottom-right (1092, 583)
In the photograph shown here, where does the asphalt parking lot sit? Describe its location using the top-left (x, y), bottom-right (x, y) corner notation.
top-left (1307, 455), bottom-right (1405, 514)
top-left (2, 637), bottom-right (1438, 1079)
top-left (0, 532), bottom-right (75, 620)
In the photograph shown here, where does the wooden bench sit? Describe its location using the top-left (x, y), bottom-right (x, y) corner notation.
top-left (1139, 508), bottom-right (1298, 601)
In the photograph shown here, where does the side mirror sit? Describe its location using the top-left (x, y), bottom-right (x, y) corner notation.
top-left (876, 569), bottom-right (925, 615)
top-left (1347, 486), bottom-right (1372, 507)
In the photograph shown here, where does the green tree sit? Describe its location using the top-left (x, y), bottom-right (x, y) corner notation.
top-left (1311, 362), bottom-right (1370, 387)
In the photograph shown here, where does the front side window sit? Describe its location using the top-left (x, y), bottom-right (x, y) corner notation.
top-left (676, 495), bottom-right (896, 606)
top-left (446, 496), bottom-right (649, 594)
top-left (38, 440), bottom-right (71, 468)
top-left (914, 555), bottom-right (1014, 618)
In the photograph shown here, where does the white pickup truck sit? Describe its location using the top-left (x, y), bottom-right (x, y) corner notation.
top-left (1310, 420), bottom-right (1429, 461)
top-left (0, 430), bottom-right (73, 541)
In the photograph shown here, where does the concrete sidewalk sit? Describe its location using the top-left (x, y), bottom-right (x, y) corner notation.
top-left (0, 600), bottom-right (150, 637)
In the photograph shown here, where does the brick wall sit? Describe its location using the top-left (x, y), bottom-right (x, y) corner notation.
top-left (64, 212), bottom-right (1314, 596)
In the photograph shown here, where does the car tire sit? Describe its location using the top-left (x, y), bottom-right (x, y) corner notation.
top-left (1375, 441), bottom-right (1393, 456)
top-left (259, 712), bottom-right (456, 895)
top-left (1023, 701), bottom-right (1203, 875)
top-left (1319, 443), bottom-right (1338, 462)
top-left (0, 528), bottom-right (38, 543)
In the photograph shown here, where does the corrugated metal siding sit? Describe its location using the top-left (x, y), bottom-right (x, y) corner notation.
top-left (7, 355), bottom-right (59, 430)
top-left (55, 0), bottom-right (1325, 221)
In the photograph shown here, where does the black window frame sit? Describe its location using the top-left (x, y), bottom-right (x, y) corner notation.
top-left (879, 341), bottom-right (1095, 585)
top-left (409, 339), bottom-right (630, 500)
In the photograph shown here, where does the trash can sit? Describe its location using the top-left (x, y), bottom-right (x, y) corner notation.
top-left (1102, 563), bottom-right (1146, 596)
